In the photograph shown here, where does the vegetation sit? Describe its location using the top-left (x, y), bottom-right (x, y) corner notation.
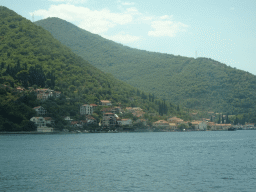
top-left (0, 6), bottom-right (188, 131)
top-left (36, 17), bottom-right (256, 117)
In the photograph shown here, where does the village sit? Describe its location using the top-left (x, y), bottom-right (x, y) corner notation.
top-left (24, 87), bottom-right (254, 133)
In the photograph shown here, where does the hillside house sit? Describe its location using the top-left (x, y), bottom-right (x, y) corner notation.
top-left (100, 100), bottom-right (112, 106)
top-left (121, 119), bottom-right (133, 127)
top-left (169, 123), bottom-right (177, 130)
top-left (33, 106), bottom-right (47, 116)
top-left (191, 121), bottom-right (207, 130)
top-left (102, 113), bottom-right (116, 127)
top-left (153, 120), bottom-right (170, 128)
top-left (44, 117), bottom-right (55, 126)
top-left (80, 104), bottom-right (93, 115)
top-left (30, 117), bottom-right (54, 132)
top-left (86, 115), bottom-right (96, 124)
top-left (168, 117), bottom-right (184, 124)
top-left (37, 92), bottom-right (53, 100)
top-left (64, 116), bottom-right (73, 121)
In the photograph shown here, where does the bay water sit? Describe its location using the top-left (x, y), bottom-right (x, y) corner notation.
top-left (0, 131), bottom-right (255, 191)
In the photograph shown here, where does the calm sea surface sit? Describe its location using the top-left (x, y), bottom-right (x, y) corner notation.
top-left (0, 131), bottom-right (255, 192)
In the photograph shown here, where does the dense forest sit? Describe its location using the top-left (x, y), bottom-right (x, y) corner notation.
top-left (0, 6), bottom-right (188, 131)
top-left (36, 18), bottom-right (256, 116)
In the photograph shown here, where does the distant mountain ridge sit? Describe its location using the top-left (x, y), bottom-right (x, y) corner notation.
top-left (35, 17), bottom-right (256, 114)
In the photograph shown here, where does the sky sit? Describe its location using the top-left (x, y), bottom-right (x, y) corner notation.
top-left (1, 0), bottom-right (256, 75)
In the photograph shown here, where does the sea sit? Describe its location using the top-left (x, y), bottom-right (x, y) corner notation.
top-left (0, 130), bottom-right (255, 192)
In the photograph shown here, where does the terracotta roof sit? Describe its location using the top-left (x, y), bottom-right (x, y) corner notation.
top-left (154, 120), bottom-right (169, 124)
top-left (44, 117), bottom-right (53, 120)
top-left (101, 100), bottom-right (111, 103)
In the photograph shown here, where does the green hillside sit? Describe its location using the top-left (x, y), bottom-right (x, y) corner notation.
top-left (0, 7), bottom-right (184, 131)
top-left (36, 17), bottom-right (256, 115)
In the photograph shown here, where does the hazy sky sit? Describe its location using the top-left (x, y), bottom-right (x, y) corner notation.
top-left (2, 0), bottom-right (256, 75)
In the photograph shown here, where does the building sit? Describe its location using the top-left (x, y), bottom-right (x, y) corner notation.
top-left (44, 117), bottom-right (55, 126)
top-left (168, 116), bottom-right (184, 124)
top-left (169, 123), bottom-right (177, 130)
top-left (80, 104), bottom-right (93, 115)
top-left (100, 100), bottom-right (112, 106)
top-left (30, 117), bottom-right (46, 128)
top-left (30, 117), bottom-right (54, 132)
top-left (153, 120), bottom-right (170, 128)
top-left (102, 113), bottom-right (116, 127)
top-left (121, 119), bottom-right (133, 126)
top-left (191, 121), bottom-right (207, 130)
top-left (33, 106), bottom-right (47, 116)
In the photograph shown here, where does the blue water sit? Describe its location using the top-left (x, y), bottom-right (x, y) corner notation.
top-left (0, 131), bottom-right (255, 192)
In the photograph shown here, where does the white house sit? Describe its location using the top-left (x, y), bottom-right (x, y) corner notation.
top-left (80, 104), bottom-right (93, 115)
top-left (30, 117), bottom-right (46, 127)
top-left (30, 117), bottom-right (54, 132)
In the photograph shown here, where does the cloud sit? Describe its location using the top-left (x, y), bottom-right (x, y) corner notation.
top-left (48, 0), bottom-right (87, 3)
top-left (31, 3), bottom-right (188, 42)
top-left (103, 32), bottom-right (141, 43)
top-left (229, 7), bottom-right (235, 10)
top-left (117, 1), bottom-right (135, 6)
top-left (31, 4), bottom-right (133, 34)
top-left (160, 15), bottom-right (173, 20)
top-left (148, 18), bottom-right (188, 37)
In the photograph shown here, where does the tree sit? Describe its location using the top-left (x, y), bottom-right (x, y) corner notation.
top-left (218, 114), bottom-right (221, 124)
top-left (16, 70), bottom-right (29, 88)
top-left (22, 121), bottom-right (37, 131)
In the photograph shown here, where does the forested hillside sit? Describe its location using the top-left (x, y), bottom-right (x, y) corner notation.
top-left (36, 17), bottom-right (256, 115)
top-left (0, 6), bottom-right (184, 131)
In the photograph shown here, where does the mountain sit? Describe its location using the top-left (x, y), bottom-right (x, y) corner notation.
top-left (35, 17), bottom-right (256, 114)
top-left (0, 7), bottom-right (182, 131)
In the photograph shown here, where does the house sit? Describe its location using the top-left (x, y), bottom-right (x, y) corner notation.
top-left (191, 121), bottom-right (207, 130)
top-left (153, 120), bottom-right (170, 128)
top-left (121, 119), bottom-right (133, 127)
top-left (44, 117), bottom-right (55, 126)
top-left (30, 117), bottom-right (46, 128)
top-left (16, 87), bottom-right (24, 92)
top-left (90, 104), bottom-right (98, 109)
top-left (86, 115), bottom-right (96, 124)
top-left (102, 113), bottom-right (116, 127)
top-left (37, 92), bottom-right (53, 100)
top-left (112, 107), bottom-right (122, 114)
top-left (116, 118), bottom-right (122, 126)
top-left (64, 116), bottom-right (73, 121)
top-left (33, 106), bottom-right (47, 116)
top-left (207, 122), bottom-right (216, 130)
top-left (100, 100), bottom-right (112, 106)
top-left (30, 117), bottom-right (54, 132)
top-left (71, 121), bottom-right (82, 128)
top-left (169, 123), bottom-right (177, 130)
top-left (80, 104), bottom-right (93, 115)
top-left (55, 91), bottom-right (61, 98)
top-left (215, 124), bottom-right (232, 130)
top-left (168, 117), bottom-right (184, 124)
